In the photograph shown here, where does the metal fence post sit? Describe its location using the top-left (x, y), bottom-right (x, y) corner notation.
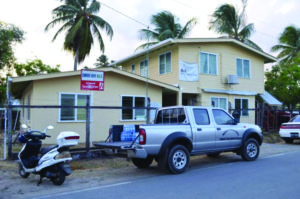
top-left (85, 96), bottom-right (90, 152)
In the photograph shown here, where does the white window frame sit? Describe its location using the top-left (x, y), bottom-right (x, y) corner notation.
top-left (234, 98), bottom-right (249, 116)
top-left (210, 97), bottom-right (228, 110)
top-left (236, 58), bottom-right (251, 79)
top-left (121, 95), bottom-right (147, 121)
top-left (58, 92), bottom-right (92, 122)
top-left (159, 51), bottom-right (172, 75)
top-left (139, 60), bottom-right (148, 77)
top-left (199, 51), bottom-right (218, 75)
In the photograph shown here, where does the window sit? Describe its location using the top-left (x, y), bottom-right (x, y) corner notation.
top-left (211, 97), bottom-right (227, 110)
top-left (122, 96), bottom-right (146, 121)
top-left (235, 98), bottom-right (249, 116)
top-left (212, 109), bottom-right (235, 125)
top-left (59, 93), bottom-right (90, 122)
top-left (140, 60), bottom-right (148, 77)
top-left (159, 52), bottom-right (171, 74)
top-left (200, 52), bottom-right (217, 75)
top-left (131, 64), bottom-right (135, 73)
top-left (155, 108), bottom-right (186, 124)
top-left (193, 109), bottom-right (210, 125)
top-left (236, 58), bottom-right (250, 78)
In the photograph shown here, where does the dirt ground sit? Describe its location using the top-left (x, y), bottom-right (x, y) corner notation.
top-left (1, 141), bottom-right (300, 199)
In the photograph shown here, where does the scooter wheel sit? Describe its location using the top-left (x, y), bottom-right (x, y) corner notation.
top-left (19, 163), bottom-right (30, 178)
top-left (51, 169), bottom-right (65, 186)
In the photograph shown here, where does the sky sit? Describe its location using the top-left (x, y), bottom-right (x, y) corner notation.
top-left (0, 0), bottom-right (300, 72)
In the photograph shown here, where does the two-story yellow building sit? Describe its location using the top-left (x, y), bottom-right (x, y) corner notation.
top-left (110, 38), bottom-right (276, 124)
top-left (11, 38), bottom-right (276, 143)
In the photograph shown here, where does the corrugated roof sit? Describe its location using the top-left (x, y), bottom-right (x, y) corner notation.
top-left (259, 91), bottom-right (282, 106)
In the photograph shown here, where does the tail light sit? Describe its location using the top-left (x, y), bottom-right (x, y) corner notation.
top-left (64, 136), bottom-right (80, 140)
top-left (280, 124), bottom-right (300, 129)
top-left (139, 128), bottom-right (146, 145)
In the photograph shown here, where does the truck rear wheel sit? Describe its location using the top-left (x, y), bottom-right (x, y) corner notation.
top-left (241, 138), bottom-right (260, 161)
top-left (167, 145), bottom-right (190, 174)
top-left (132, 157), bottom-right (153, 169)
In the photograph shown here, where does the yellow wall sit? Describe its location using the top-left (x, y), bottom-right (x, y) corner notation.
top-left (20, 72), bottom-right (163, 144)
top-left (117, 41), bottom-right (266, 124)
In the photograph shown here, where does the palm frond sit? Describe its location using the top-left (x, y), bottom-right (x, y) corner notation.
top-left (90, 15), bottom-right (113, 40)
top-left (91, 23), bottom-right (105, 52)
top-left (87, 0), bottom-right (100, 13)
top-left (135, 42), bottom-right (160, 51)
top-left (178, 17), bottom-right (198, 38)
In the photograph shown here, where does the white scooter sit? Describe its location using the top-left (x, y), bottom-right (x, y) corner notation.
top-left (18, 124), bottom-right (80, 185)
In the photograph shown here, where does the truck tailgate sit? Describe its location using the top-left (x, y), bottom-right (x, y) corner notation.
top-left (94, 141), bottom-right (134, 150)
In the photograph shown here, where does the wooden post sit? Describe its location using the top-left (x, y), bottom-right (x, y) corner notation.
top-left (85, 96), bottom-right (90, 153)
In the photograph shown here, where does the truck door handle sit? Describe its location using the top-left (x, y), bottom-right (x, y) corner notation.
top-left (197, 128), bottom-right (202, 131)
top-left (217, 128), bottom-right (221, 131)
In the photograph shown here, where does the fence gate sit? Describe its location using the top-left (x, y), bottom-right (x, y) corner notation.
top-left (0, 108), bottom-right (7, 160)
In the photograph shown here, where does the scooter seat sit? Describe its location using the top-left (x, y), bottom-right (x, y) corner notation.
top-left (40, 145), bottom-right (57, 155)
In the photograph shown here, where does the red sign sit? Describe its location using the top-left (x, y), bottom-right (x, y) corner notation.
top-left (80, 70), bottom-right (105, 91)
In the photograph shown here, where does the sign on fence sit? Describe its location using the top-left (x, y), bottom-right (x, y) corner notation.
top-left (81, 70), bottom-right (105, 91)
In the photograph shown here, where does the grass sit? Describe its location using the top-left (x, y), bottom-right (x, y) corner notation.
top-left (263, 131), bottom-right (283, 143)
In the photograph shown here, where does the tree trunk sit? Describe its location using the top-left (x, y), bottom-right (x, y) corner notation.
top-left (74, 48), bottom-right (79, 71)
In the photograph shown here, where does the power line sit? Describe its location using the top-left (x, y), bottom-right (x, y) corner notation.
top-left (99, 1), bottom-right (149, 28)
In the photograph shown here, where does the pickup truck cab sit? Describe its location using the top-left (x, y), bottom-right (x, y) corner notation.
top-left (95, 106), bottom-right (263, 174)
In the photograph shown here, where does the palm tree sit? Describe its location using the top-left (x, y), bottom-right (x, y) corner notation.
top-left (45, 0), bottom-right (113, 71)
top-left (271, 25), bottom-right (300, 63)
top-left (137, 10), bottom-right (197, 50)
top-left (94, 54), bottom-right (109, 67)
top-left (209, 1), bottom-right (262, 51)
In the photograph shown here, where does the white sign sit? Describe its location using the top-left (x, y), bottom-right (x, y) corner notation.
top-left (81, 70), bottom-right (105, 91)
top-left (179, 60), bottom-right (198, 82)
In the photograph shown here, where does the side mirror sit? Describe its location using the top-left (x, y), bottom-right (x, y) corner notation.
top-left (232, 109), bottom-right (240, 123)
top-left (234, 118), bottom-right (240, 124)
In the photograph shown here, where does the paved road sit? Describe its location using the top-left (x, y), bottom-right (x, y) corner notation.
top-left (27, 143), bottom-right (300, 199)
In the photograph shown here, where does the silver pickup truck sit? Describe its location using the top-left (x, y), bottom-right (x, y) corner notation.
top-left (95, 106), bottom-right (263, 174)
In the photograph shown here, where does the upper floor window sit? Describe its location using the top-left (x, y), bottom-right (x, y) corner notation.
top-left (236, 58), bottom-right (250, 78)
top-left (211, 97), bottom-right (227, 110)
top-left (140, 60), bottom-right (148, 77)
top-left (235, 98), bottom-right (249, 116)
top-left (200, 52), bottom-right (217, 75)
top-left (122, 96), bottom-right (146, 121)
top-left (131, 64), bottom-right (135, 73)
top-left (59, 93), bottom-right (90, 122)
top-left (159, 52), bottom-right (171, 74)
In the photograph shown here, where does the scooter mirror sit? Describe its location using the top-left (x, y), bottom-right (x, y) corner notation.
top-left (47, 125), bottom-right (54, 130)
top-left (21, 124), bottom-right (28, 129)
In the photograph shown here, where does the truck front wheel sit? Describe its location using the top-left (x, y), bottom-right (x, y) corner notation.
top-left (132, 157), bottom-right (153, 169)
top-left (167, 145), bottom-right (190, 174)
top-left (241, 138), bottom-right (260, 161)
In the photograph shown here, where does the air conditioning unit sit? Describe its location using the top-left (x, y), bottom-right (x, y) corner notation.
top-left (226, 74), bottom-right (239, 84)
